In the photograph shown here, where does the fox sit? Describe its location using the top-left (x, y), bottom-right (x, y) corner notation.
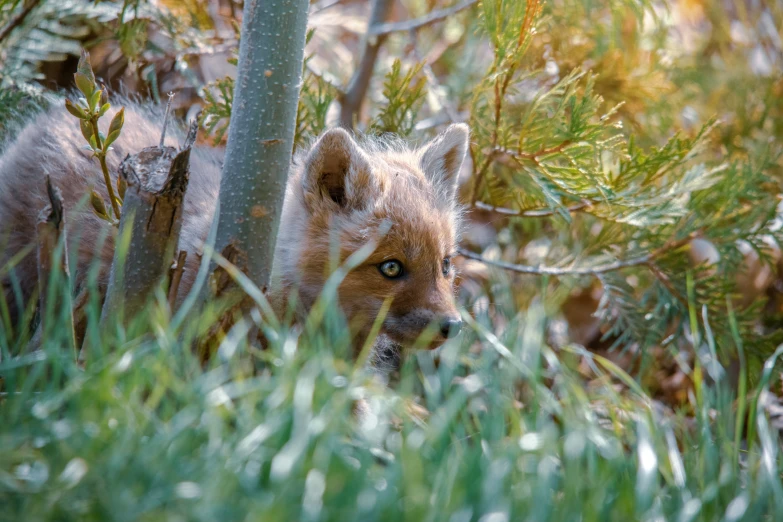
top-left (0, 99), bottom-right (468, 358)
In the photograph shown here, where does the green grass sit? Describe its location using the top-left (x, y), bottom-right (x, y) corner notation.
top-left (1, 266), bottom-right (783, 522)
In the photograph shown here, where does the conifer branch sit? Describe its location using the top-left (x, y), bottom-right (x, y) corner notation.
top-left (370, 0), bottom-right (478, 36)
top-left (469, 0), bottom-right (542, 205)
top-left (473, 200), bottom-right (590, 217)
top-left (458, 248), bottom-right (651, 275)
top-left (471, 141), bottom-right (582, 217)
top-left (496, 141), bottom-right (573, 161)
top-left (646, 261), bottom-right (688, 307)
top-left (458, 233), bottom-right (699, 277)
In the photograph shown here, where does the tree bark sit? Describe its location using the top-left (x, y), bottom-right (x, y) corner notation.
top-left (36, 176), bottom-right (76, 354)
top-left (100, 145), bottom-right (190, 330)
top-left (208, 0), bottom-right (310, 293)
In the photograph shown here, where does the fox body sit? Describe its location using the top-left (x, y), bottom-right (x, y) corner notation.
top-left (0, 101), bottom-right (467, 351)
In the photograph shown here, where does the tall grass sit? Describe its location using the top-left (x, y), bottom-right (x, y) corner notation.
top-left (1, 253), bottom-right (782, 521)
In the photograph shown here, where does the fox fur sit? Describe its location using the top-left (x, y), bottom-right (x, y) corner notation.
top-left (0, 100), bottom-right (468, 352)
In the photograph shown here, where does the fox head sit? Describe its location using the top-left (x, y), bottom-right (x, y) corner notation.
top-left (287, 124), bottom-right (469, 350)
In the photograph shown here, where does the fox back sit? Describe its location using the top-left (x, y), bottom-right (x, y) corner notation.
top-left (0, 100), bottom-right (221, 334)
top-left (0, 100), bottom-right (468, 351)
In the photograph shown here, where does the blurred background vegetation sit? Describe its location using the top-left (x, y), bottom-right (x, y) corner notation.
top-left (2, 0), bottom-right (783, 519)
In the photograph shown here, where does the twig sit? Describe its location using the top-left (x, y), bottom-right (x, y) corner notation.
top-left (168, 250), bottom-right (188, 310)
top-left (370, 0), bottom-right (478, 36)
top-left (89, 118), bottom-right (122, 219)
top-left (311, 0), bottom-right (344, 15)
top-left (176, 41), bottom-right (238, 60)
top-left (182, 116), bottom-right (199, 151)
top-left (0, 0), bottom-right (41, 44)
top-left (160, 92), bottom-right (175, 148)
top-left (458, 232), bottom-right (699, 277)
top-left (338, 0), bottom-right (394, 129)
top-left (473, 200), bottom-right (590, 217)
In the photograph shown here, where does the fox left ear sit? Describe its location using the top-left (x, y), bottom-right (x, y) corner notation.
top-left (302, 128), bottom-right (377, 213)
top-left (419, 123), bottom-right (469, 201)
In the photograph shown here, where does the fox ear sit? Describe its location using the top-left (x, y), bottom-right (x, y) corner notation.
top-left (419, 123), bottom-right (469, 200)
top-left (302, 128), bottom-right (376, 212)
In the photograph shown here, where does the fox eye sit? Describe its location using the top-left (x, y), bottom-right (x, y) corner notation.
top-left (379, 259), bottom-right (404, 279)
top-left (442, 257), bottom-right (452, 277)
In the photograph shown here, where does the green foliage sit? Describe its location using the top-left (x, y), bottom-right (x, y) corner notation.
top-left (460, 0), bottom-right (783, 365)
top-left (368, 59), bottom-right (427, 137)
top-left (199, 76), bottom-right (234, 146)
top-left (295, 69), bottom-right (336, 151)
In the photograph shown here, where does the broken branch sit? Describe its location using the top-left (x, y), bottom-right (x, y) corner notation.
top-left (100, 144), bottom-right (191, 331)
top-left (36, 176), bottom-right (77, 354)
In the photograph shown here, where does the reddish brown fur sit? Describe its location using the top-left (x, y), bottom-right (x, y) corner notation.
top-left (274, 125), bottom-right (469, 350)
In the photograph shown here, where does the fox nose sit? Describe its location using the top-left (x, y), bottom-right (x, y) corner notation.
top-left (440, 317), bottom-right (463, 339)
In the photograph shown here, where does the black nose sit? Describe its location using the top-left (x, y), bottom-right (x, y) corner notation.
top-left (440, 317), bottom-right (463, 339)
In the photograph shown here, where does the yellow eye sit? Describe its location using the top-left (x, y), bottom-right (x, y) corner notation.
top-left (379, 260), bottom-right (404, 279)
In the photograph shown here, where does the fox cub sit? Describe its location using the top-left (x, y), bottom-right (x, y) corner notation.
top-left (0, 102), bottom-right (467, 352)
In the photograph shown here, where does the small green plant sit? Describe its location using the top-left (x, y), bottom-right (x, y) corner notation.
top-left (64, 50), bottom-right (125, 224)
top-left (198, 22), bottom-right (240, 146)
top-left (368, 59), bottom-right (427, 137)
top-left (199, 76), bottom-right (235, 146)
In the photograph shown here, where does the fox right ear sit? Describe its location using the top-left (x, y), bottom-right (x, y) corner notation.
top-left (302, 128), bottom-right (377, 212)
top-left (419, 123), bottom-right (469, 202)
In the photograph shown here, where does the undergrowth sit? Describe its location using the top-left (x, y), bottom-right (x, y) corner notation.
top-left (1, 249), bottom-right (782, 522)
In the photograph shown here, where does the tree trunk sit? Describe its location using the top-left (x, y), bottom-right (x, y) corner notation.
top-left (208, 0), bottom-right (310, 294)
top-left (99, 145), bottom-right (191, 331)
